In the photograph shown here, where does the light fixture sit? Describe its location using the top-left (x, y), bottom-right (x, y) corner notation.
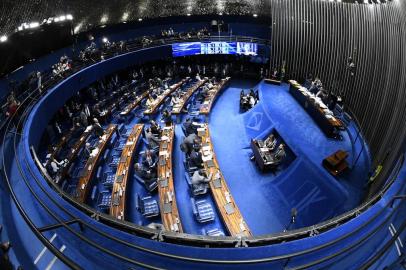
top-left (66, 14), bottom-right (73, 20)
top-left (187, 13), bottom-right (191, 16)
top-left (219, 12), bottom-right (223, 16)
top-left (253, 13), bottom-right (258, 18)
top-left (29, 22), bottom-right (40, 28)
top-left (59, 15), bottom-right (66, 21)
top-left (0, 35), bottom-right (7, 42)
top-left (138, 18), bottom-right (143, 22)
top-left (102, 37), bottom-right (108, 43)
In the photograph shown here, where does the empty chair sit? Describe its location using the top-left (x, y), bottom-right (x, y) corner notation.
top-left (202, 228), bottom-right (225, 237)
top-left (102, 172), bottom-right (115, 187)
top-left (109, 156), bottom-right (120, 168)
top-left (191, 198), bottom-right (215, 223)
top-left (184, 172), bottom-right (208, 196)
top-left (114, 139), bottom-right (126, 151)
top-left (136, 194), bottom-right (159, 218)
top-left (97, 191), bottom-right (112, 210)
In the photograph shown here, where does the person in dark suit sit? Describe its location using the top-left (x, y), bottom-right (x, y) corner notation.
top-left (134, 163), bottom-right (156, 180)
top-left (180, 133), bottom-right (197, 155)
top-left (142, 150), bottom-right (157, 169)
top-left (161, 109), bottom-right (172, 126)
top-left (149, 120), bottom-right (161, 137)
top-left (189, 146), bottom-right (203, 168)
top-left (92, 118), bottom-right (104, 137)
top-left (145, 128), bottom-right (160, 149)
top-left (183, 118), bottom-right (197, 136)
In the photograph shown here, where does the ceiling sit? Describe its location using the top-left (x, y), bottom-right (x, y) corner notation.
top-left (0, 0), bottom-right (393, 37)
top-left (0, 0), bottom-right (270, 36)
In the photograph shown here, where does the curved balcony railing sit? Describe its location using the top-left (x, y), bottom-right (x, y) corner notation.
top-left (1, 35), bottom-right (405, 269)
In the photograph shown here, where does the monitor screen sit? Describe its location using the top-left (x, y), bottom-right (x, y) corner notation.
top-left (172, 42), bottom-right (258, 57)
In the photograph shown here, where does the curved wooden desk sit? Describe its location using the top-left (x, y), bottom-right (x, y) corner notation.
top-left (144, 78), bottom-right (188, 115)
top-left (199, 124), bottom-right (252, 237)
top-left (119, 91), bottom-right (149, 117)
top-left (199, 77), bottom-right (231, 115)
top-left (75, 124), bottom-right (117, 203)
top-left (110, 124), bottom-right (144, 220)
top-left (157, 125), bottom-right (183, 233)
top-left (171, 79), bottom-right (207, 115)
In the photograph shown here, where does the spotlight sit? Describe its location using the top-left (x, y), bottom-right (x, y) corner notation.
top-left (102, 37), bottom-right (108, 43)
top-left (187, 13), bottom-right (191, 16)
top-left (138, 18), bottom-right (143, 22)
top-left (0, 35), bottom-right (7, 42)
top-left (66, 14), bottom-right (73, 20)
top-left (253, 13), bottom-right (258, 18)
top-left (59, 15), bottom-right (66, 21)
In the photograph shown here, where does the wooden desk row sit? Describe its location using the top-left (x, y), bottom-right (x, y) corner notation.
top-left (75, 124), bottom-right (117, 203)
top-left (199, 124), bottom-right (252, 237)
top-left (45, 127), bottom-right (75, 167)
top-left (110, 124), bottom-right (144, 220)
top-left (199, 77), bottom-right (231, 115)
top-left (171, 78), bottom-right (208, 115)
top-left (59, 128), bottom-right (93, 179)
top-left (144, 78), bottom-right (188, 115)
top-left (157, 125), bottom-right (183, 233)
top-left (288, 80), bottom-right (343, 138)
top-left (119, 91), bottom-right (149, 117)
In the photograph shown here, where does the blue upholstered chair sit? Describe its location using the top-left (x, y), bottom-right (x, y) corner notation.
top-left (97, 191), bottom-right (112, 210)
top-left (191, 198), bottom-right (215, 223)
top-left (136, 194), bottom-right (159, 218)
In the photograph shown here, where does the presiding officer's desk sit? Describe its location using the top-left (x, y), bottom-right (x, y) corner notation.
top-left (251, 139), bottom-right (279, 172)
top-left (289, 80), bottom-right (343, 138)
top-left (110, 124), bottom-right (144, 220)
top-left (171, 78), bottom-right (208, 115)
top-left (199, 77), bottom-right (231, 115)
top-left (199, 124), bottom-right (252, 237)
top-left (144, 78), bottom-right (188, 115)
top-left (157, 125), bottom-right (183, 233)
top-left (75, 124), bottom-right (117, 203)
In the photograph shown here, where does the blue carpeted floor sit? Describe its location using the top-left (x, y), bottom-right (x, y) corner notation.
top-left (208, 79), bottom-right (372, 233)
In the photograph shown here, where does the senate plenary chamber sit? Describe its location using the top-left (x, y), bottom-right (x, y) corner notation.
top-left (0, 0), bottom-right (405, 269)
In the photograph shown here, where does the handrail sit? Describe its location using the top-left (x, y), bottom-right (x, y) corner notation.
top-left (0, 35), bottom-right (405, 268)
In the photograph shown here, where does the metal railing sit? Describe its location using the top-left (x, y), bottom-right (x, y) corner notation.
top-left (1, 35), bottom-right (405, 269)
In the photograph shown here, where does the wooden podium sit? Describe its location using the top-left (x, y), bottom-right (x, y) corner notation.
top-left (322, 150), bottom-right (349, 176)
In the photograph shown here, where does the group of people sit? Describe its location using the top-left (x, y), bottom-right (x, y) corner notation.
top-left (179, 118), bottom-right (213, 192)
top-left (52, 55), bottom-right (72, 79)
top-left (304, 75), bottom-right (343, 110)
top-left (240, 89), bottom-right (259, 112)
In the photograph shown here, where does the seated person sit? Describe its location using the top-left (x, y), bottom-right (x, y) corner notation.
top-left (309, 78), bottom-right (322, 94)
top-left (272, 144), bottom-right (286, 163)
top-left (92, 118), bottom-right (104, 137)
top-left (49, 158), bottom-right (66, 176)
top-left (161, 109), bottom-right (172, 126)
top-left (180, 133), bottom-right (198, 155)
top-left (149, 120), bottom-right (161, 137)
top-left (189, 146), bottom-right (203, 168)
top-left (145, 128), bottom-right (160, 149)
top-left (183, 118), bottom-right (198, 136)
top-left (196, 73), bottom-right (202, 81)
top-left (264, 134), bottom-right (277, 151)
top-left (145, 95), bottom-right (155, 108)
top-left (170, 93), bottom-right (180, 107)
top-left (271, 68), bottom-right (279, 79)
top-left (142, 149), bottom-right (157, 169)
top-left (191, 169), bottom-right (212, 191)
top-left (134, 162), bottom-right (156, 181)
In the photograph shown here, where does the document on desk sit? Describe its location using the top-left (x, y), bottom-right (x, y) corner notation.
top-left (159, 150), bottom-right (168, 157)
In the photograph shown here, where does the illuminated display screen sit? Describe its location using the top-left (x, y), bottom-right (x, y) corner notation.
top-left (172, 42), bottom-right (258, 57)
